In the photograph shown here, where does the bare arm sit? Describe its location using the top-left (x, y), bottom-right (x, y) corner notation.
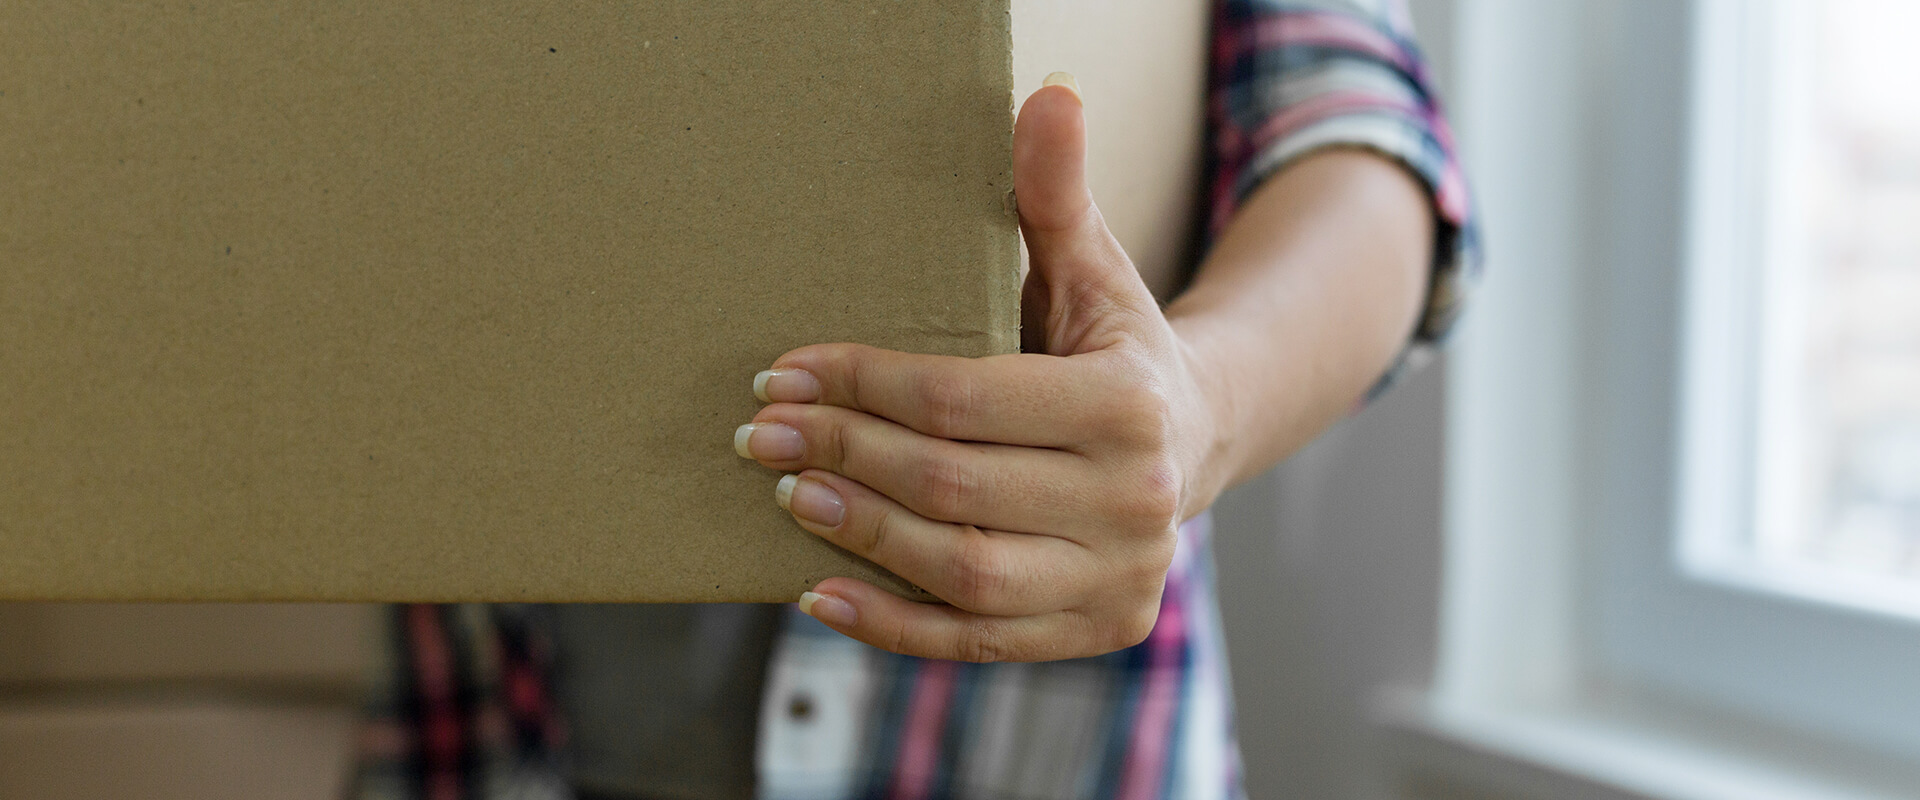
top-left (1169, 147), bottom-right (1433, 515)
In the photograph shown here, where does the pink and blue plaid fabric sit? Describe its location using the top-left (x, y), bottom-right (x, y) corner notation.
top-left (349, 1), bottom-right (1477, 798)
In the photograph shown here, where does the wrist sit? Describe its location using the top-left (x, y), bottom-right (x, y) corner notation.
top-left (1166, 317), bottom-right (1246, 521)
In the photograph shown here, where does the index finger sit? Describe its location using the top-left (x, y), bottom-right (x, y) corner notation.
top-left (798, 576), bottom-right (1159, 663)
top-left (758, 343), bottom-right (1120, 448)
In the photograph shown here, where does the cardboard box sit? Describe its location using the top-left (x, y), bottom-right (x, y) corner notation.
top-left (0, 703), bottom-right (359, 800)
top-left (0, 603), bottom-right (372, 684)
top-left (0, 1), bottom-right (1206, 602)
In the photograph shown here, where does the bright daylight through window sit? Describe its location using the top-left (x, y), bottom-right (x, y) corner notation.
top-left (1749, 0), bottom-right (1920, 587)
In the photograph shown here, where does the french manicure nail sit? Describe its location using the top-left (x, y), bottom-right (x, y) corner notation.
top-left (754, 369), bottom-right (821, 403)
top-left (799, 591), bottom-right (858, 627)
top-left (733, 422), bottom-right (804, 461)
top-left (786, 476), bottom-right (845, 527)
top-left (775, 474), bottom-right (798, 510)
top-left (1042, 71), bottom-right (1082, 104)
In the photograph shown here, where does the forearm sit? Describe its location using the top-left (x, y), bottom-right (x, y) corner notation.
top-left (1165, 148), bottom-right (1434, 515)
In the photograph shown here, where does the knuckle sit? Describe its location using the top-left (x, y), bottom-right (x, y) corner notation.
top-left (802, 341), bottom-right (854, 363)
top-left (1108, 605), bottom-right (1162, 651)
top-left (945, 529), bottom-right (1006, 609)
top-left (957, 620), bottom-right (1012, 664)
top-left (1131, 535), bottom-right (1178, 594)
top-left (839, 343), bottom-right (882, 405)
top-left (823, 414), bottom-right (857, 472)
top-left (912, 455), bottom-right (973, 520)
top-left (799, 342), bottom-right (857, 376)
top-left (883, 617), bottom-right (914, 655)
top-left (1112, 458), bottom-right (1183, 530)
top-left (846, 504), bottom-right (895, 559)
top-left (1108, 538), bottom-right (1174, 609)
top-left (1100, 381), bottom-right (1174, 448)
top-left (912, 369), bottom-right (976, 439)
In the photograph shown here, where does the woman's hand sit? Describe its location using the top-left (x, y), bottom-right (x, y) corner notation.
top-left (734, 74), bottom-right (1433, 663)
top-left (733, 79), bottom-right (1226, 662)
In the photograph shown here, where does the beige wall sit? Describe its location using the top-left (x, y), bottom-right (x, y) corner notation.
top-left (0, 604), bottom-right (375, 800)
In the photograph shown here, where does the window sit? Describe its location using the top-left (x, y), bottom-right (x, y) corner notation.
top-left (1744, 0), bottom-right (1920, 589)
top-left (1609, 0), bottom-right (1920, 760)
top-left (1420, 1), bottom-right (1920, 794)
top-left (1683, 0), bottom-right (1920, 620)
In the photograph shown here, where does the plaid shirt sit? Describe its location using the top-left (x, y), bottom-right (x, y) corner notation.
top-left (350, 1), bottom-right (1477, 798)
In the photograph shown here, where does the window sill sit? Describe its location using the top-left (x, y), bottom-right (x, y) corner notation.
top-left (1373, 686), bottom-right (1920, 800)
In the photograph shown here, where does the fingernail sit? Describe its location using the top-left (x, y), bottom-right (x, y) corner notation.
top-left (754, 369), bottom-right (821, 403)
top-left (799, 591), bottom-right (858, 627)
top-left (1042, 71), bottom-right (1082, 104)
top-left (733, 422), bottom-right (804, 461)
top-left (779, 475), bottom-right (845, 527)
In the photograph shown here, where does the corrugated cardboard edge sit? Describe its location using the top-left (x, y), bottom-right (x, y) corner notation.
top-left (883, 0), bottom-right (1020, 604)
top-left (989, 0), bottom-right (1024, 358)
top-left (801, 2), bottom-right (1017, 604)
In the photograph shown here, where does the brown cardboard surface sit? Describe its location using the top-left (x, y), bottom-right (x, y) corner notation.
top-left (1, 2), bottom-right (1018, 602)
top-left (0, 603), bottom-right (373, 684)
top-left (0, 703), bottom-right (358, 800)
top-left (1, 1), bottom-right (1208, 602)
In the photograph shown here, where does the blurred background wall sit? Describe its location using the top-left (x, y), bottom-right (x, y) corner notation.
top-left (1213, 359), bottom-right (1449, 800)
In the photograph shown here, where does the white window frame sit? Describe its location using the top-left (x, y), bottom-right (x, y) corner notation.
top-left (1393, 1), bottom-right (1920, 797)
top-left (1676, 0), bottom-right (1920, 619)
top-left (1603, 0), bottom-right (1920, 760)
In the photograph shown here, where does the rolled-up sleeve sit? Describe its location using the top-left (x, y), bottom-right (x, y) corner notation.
top-left (1209, 0), bottom-right (1481, 398)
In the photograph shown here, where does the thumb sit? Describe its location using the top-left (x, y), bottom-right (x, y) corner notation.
top-left (1015, 73), bottom-right (1159, 356)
